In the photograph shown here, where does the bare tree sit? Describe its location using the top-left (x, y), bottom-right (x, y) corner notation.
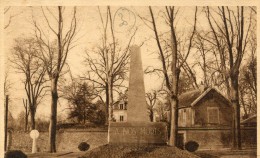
top-left (83, 6), bottom-right (136, 122)
top-left (146, 90), bottom-right (159, 122)
top-left (32, 7), bottom-right (77, 152)
top-left (4, 7), bottom-right (15, 29)
top-left (4, 69), bottom-right (12, 97)
top-left (4, 7), bottom-right (24, 29)
top-left (239, 55), bottom-right (257, 117)
top-left (148, 6), bottom-right (197, 146)
top-left (11, 37), bottom-right (47, 130)
top-left (205, 6), bottom-right (254, 149)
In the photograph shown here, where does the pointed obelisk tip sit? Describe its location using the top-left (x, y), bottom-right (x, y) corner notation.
top-left (130, 45), bottom-right (140, 52)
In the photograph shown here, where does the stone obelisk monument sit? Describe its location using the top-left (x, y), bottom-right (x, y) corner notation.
top-left (108, 45), bottom-right (167, 145)
top-left (127, 46), bottom-right (149, 122)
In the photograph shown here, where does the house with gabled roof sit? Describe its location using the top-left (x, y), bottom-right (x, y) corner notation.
top-left (176, 87), bottom-right (234, 149)
top-left (175, 87), bottom-right (257, 149)
top-left (178, 87), bottom-right (233, 128)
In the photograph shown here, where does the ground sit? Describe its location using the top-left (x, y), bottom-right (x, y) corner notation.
top-left (81, 144), bottom-right (199, 158)
top-left (27, 145), bottom-right (199, 158)
top-left (194, 148), bottom-right (257, 158)
top-left (26, 146), bottom-right (257, 158)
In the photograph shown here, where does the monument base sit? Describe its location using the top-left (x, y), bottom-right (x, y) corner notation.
top-left (108, 122), bottom-right (168, 145)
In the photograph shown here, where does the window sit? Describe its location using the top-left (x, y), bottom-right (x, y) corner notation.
top-left (179, 109), bottom-right (187, 126)
top-left (183, 109), bottom-right (186, 126)
top-left (119, 115), bottom-right (124, 122)
top-left (124, 103), bottom-right (127, 110)
top-left (207, 107), bottom-right (219, 124)
top-left (119, 103), bottom-right (124, 110)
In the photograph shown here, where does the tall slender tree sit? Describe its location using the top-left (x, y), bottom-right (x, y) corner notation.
top-left (33, 7), bottom-right (78, 152)
top-left (148, 6), bottom-right (197, 146)
top-left (205, 6), bottom-right (254, 149)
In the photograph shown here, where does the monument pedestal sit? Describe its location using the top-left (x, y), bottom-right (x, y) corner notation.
top-left (108, 122), bottom-right (167, 145)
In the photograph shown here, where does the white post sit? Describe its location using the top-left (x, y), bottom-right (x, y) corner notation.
top-left (32, 138), bottom-right (37, 153)
top-left (30, 130), bottom-right (39, 154)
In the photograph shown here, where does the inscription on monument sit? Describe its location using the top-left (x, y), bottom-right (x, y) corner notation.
top-left (109, 122), bottom-right (167, 144)
top-left (113, 127), bottom-right (162, 136)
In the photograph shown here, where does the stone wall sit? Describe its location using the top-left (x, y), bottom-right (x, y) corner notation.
top-left (179, 127), bottom-right (256, 150)
top-left (9, 130), bottom-right (108, 152)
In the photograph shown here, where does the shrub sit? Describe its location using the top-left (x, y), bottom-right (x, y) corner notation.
top-left (5, 150), bottom-right (27, 158)
top-left (36, 119), bottom-right (49, 132)
top-left (185, 141), bottom-right (199, 152)
top-left (78, 142), bottom-right (90, 151)
top-left (89, 110), bottom-right (106, 126)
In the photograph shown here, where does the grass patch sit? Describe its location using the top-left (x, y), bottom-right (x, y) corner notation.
top-left (81, 144), bottom-right (200, 158)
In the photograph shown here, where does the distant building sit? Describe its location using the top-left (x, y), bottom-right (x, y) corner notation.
top-left (241, 115), bottom-right (256, 127)
top-left (113, 100), bottom-right (127, 122)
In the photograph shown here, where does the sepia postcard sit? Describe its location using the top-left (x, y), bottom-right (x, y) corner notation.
top-left (0, 0), bottom-right (259, 158)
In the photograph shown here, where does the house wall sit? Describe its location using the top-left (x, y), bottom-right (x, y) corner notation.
top-left (113, 100), bottom-right (127, 122)
top-left (113, 110), bottom-right (127, 122)
top-left (178, 108), bottom-right (193, 127)
top-left (193, 91), bottom-right (233, 127)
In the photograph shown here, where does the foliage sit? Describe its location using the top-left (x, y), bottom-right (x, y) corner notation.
top-left (88, 110), bottom-right (106, 125)
top-left (185, 141), bottom-right (199, 152)
top-left (64, 81), bottom-right (94, 123)
top-left (11, 112), bottom-right (48, 132)
top-left (5, 150), bottom-right (27, 158)
top-left (63, 81), bottom-right (106, 125)
top-left (36, 118), bottom-right (49, 132)
top-left (12, 111), bottom-right (26, 131)
top-left (78, 142), bottom-right (90, 151)
top-left (7, 111), bottom-right (15, 129)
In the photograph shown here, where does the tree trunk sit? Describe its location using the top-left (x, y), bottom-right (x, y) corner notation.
top-left (30, 109), bottom-right (36, 130)
top-left (105, 83), bottom-right (109, 124)
top-left (149, 110), bottom-right (153, 122)
top-left (25, 104), bottom-right (28, 132)
top-left (49, 78), bottom-right (58, 153)
top-left (169, 96), bottom-right (177, 145)
top-left (169, 70), bottom-right (180, 146)
top-left (230, 74), bottom-right (241, 150)
top-left (25, 115), bottom-right (28, 132)
top-left (168, 7), bottom-right (180, 146)
top-left (108, 78), bottom-right (113, 121)
top-left (4, 95), bottom-right (8, 152)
